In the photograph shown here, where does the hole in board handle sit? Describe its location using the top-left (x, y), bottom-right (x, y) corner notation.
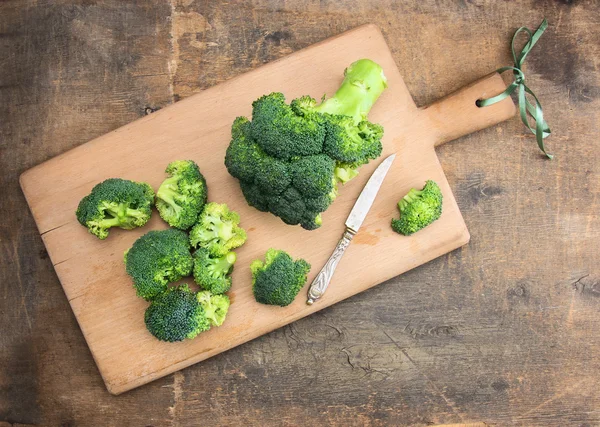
top-left (475, 99), bottom-right (483, 108)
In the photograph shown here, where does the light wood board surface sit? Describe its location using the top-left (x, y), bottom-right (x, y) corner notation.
top-left (19, 24), bottom-right (515, 395)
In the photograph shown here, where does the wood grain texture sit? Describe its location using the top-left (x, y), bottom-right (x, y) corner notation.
top-left (1, 0), bottom-right (599, 425)
top-left (19, 24), bottom-right (514, 395)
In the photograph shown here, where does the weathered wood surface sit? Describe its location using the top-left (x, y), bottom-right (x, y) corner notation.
top-left (1, 0), bottom-right (598, 425)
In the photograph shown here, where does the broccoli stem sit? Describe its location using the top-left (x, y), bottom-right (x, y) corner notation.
top-left (315, 59), bottom-right (387, 123)
top-left (125, 208), bottom-right (147, 218)
top-left (102, 202), bottom-right (136, 225)
top-left (97, 216), bottom-right (122, 229)
top-left (202, 217), bottom-right (234, 242)
top-left (398, 188), bottom-right (423, 212)
top-left (334, 165), bottom-right (359, 184)
top-left (208, 252), bottom-right (237, 277)
top-left (157, 176), bottom-right (182, 214)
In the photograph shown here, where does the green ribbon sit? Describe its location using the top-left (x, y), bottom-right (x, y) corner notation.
top-left (477, 19), bottom-right (553, 159)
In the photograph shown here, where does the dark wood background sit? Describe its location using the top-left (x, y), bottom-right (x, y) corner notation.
top-left (1, 1), bottom-right (598, 426)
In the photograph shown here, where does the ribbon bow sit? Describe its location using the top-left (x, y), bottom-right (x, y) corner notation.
top-left (477, 19), bottom-right (553, 159)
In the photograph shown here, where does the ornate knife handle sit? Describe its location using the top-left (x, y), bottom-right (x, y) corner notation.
top-left (306, 229), bottom-right (356, 305)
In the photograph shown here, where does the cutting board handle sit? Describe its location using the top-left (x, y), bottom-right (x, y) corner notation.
top-left (421, 72), bottom-right (516, 147)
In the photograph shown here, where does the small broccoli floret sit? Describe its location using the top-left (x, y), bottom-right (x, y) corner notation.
top-left (251, 93), bottom-right (325, 160)
top-left (254, 156), bottom-right (291, 195)
top-left (391, 180), bottom-right (443, 236)
top-left (144, 285), bottom-right (210, 342)
top-left (251, 249), bottom-right (311, 307)
top-left (76, 178), bottom-right (154, 239)
top-left (300, 213), bottom-right (323, 231)
top-left (289, 154), bottom-right (335, 199)
top-left (193, 247), bottom-right (236, 294)
top-left (225, 117), bottom-right (264, 183)
top-left (155, 160), bottom-right (207, 230)
top-left (189, 202), bottom-right (247, 256)
top-left (197, 291), bottom-right (230, 327)
top-left (125, 229), bottom-right (193, 300)
top-left (240, 181), bottom-right (270, 212)
top-left (323, 117), bottom-right (384, 165)
top-left (267, 187), bottom-right (307, 226)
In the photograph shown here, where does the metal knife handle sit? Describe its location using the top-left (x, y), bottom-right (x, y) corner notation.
top-left (306, 229), bottom-right (356, 305)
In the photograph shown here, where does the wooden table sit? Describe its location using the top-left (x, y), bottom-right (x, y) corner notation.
top-left (1, 1), bottom-right (598, 425)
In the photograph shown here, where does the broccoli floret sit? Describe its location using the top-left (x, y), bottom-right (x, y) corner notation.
top-left (323, 117), bottom-right (384, 165)
top-left (289, 154), bottom-right (335, 199)
top-left (251, 92), bottom-right (325, 160)
top-left (267, 187), bottom-right (307, 226)
top-left (254, 156), bottom-right (291, 195)
top-left (155, 160), bottom-right (207, 230)
top-left (193, 247), bottom-right (236, 294)
top-left (391, 180), bottom-right (443, 235)
top-left (197, 291), bottom-right (230, 327)
top-left (225, 117), bottom-right (264, 183)
top-left (189, 202), bottom-right (247, 256)
top-left (224, 59), bottom-right (387, 230)
top-left (251, 249), bottom-right (311, 307)
top-left (76, 178), bottom-right (154, 239)
top-left (124, 229), bottom-right (193, 300)
top-left (300, 213), bottom-right (323, 231)
top-left (144, 285), bottom-right (210, 342)
top-left (240, 181), bottom-right (270, 212)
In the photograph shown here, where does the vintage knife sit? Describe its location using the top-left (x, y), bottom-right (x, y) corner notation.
top-left (306, 153), bottom-right (396, 304)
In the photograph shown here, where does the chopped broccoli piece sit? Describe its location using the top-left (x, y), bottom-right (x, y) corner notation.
top-left (189, 202), bottom-right (247, 256)
top-left (224, 59), bottom-right (387, 230)
top-left (391, 180), bottom-right (443, 235)
top-left (197, 291), bottom-right (230, 327)
top-left (155, 160), bottom-right (207, 230)
top-left (76, 178), bottom-right (154, 239)
top-left (193, 247), bottom-right (236, 294)
top-left (251, 249), bottom-right (311, 307)
top-left (124, 229), bottom-right (193, 300)
top-left (144, 284), bottom-right (210, 342)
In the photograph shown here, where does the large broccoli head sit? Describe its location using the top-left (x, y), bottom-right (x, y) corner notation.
top-left (76, 178), bottom-right (154, 239)
top-left (391, 180), bottom-right (443, 235)
top-left (251, 249), bottom-right (311, 307)
top-left (155, 160), bottom-right (207, 230)
top-left (189, 202), bottom-right (247, 256)
top-left (193, 247), bottom-right (236, 294)
top-left (144, 284), bottom-right (210, 342)
top-left (224, 59), bottom-right (387, 230)
top-left (124, 229), bottom-right (193, 300)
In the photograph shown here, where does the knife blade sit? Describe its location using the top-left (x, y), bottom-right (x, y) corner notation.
top-left (306, 153), bottom-right (396, 304)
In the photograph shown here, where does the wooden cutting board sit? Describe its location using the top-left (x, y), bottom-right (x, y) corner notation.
top-left (20, 24), bottom-right (515, 395)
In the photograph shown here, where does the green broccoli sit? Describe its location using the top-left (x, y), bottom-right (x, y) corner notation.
top-left (144, 284), bottom-right (210, 342)
top-left (76, 178), bottom-right (154, 239)
top-left (124, 229), bottom-right (193, 300)
top-left (391, 180), bottom-right (443, 236)
top-left (197, 291), bottom-right (230, 327)
top-left (251, 92), bottom-right (325, 160)
top-left (224, 59), bottom-right (387, 230)
top-left (155, 160), bottom-right (208, 230)
top-left (193, 247), bottom-right (236, 294)
top-left (189, 202), bottom-right (247, 256)
top-left (251, 249), bottom-right (311, 307)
